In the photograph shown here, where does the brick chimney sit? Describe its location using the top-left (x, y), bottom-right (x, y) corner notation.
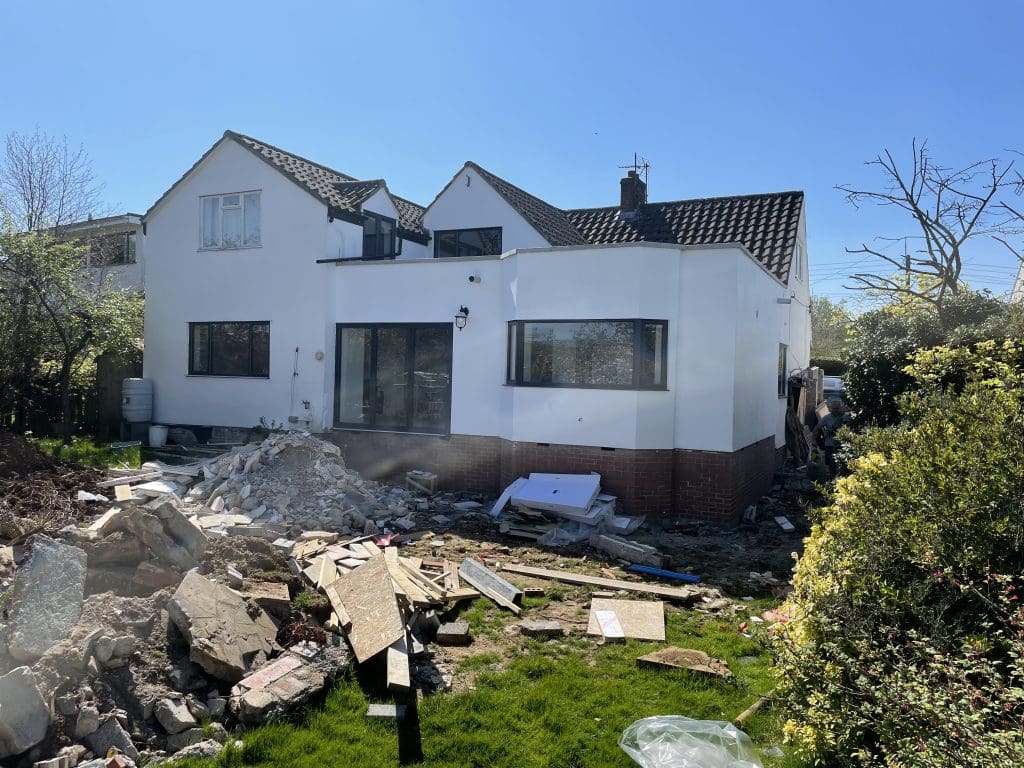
top-left (619, 170), bottom-right (646, 220)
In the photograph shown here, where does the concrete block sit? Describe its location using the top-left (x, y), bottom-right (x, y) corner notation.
top-left (0, 667), bottom-right (49, 758)
top-left (9, 536), bottom-right (86, 661)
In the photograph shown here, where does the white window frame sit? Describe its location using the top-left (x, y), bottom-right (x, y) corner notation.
top-left (793, 242), bottom-right (805, 282)
top-left (199, 191), bottom-right (262, 250)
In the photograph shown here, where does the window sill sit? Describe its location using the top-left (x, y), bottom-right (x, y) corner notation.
top-left (504, 383), bottom-right (669, 392)
top-left (186, 374), bottom-right (270, 380)
top-left (197, 245), bottom-right (263, 252)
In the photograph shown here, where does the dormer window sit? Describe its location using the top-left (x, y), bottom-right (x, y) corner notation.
top-left (435, 227), bottom-right (502, 258)
top-left (362, 213), bottom-right (396, 259)
top-left (201, 192), bottom-right (261, 249)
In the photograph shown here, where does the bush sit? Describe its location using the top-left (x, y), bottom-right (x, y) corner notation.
top-left (844, 290), bottom-right (1007, 425)
top-left (774, 341), bottom-right (1024, 767)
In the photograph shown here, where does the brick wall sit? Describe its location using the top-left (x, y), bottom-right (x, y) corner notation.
top-left (673, 436), bottom-right (779, 522)
top-left (324, 430), bottom-right (779, 522)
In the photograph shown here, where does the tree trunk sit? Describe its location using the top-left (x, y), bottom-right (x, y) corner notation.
top-left (59, 355), bottom-right (74, 446)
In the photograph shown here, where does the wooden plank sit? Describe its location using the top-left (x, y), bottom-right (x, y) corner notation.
top-left (443, 560), bottom-right (460, 593)
top-left (459, 558), bottom-right (523, 607)
top-left (360, 541), bottom-right (384, 558)
top-left (323, 582), bottom-right (352, 632)
top-left (330, 556), bottom-right (404, 662)
top-left (586, 598), bottom-right (665, 641)
top-left (96, 470), bottom-right (163, 488)
top-left (386, 559), bottom-right (434, 606)
top-left (500, 563), bottom-right (701, 603)
top-left (386, 634), bottom-right (411, 691)
top-left (399, 555), bottom-right (423, 571)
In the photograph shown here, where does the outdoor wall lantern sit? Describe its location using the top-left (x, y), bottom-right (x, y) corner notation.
top-left (454, 306), bottom-right (470, 331)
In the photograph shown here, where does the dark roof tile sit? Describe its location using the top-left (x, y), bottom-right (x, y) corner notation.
top-left (567, 191), bottom-right (803, 281)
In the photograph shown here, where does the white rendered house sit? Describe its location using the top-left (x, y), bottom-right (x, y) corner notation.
top-left (142, 131), bottom-right (811, 520)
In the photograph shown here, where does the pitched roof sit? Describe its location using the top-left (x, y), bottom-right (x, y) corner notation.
top-left (145, 131), bottom-right (428, 241)
top-left (567, 191), bottom-right (804, 281)
top-left (465, 163), bottom-right (588, 247)
top-left (229, 132), bottom-right (428, 241)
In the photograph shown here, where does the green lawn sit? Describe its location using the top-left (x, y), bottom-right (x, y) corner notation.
top-left (189, 600), bottom-right (803, 768)
top-left (31, 436), bottom-right (140, 468)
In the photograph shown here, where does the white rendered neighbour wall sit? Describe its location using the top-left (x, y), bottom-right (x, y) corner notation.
top-left (143, 139), bottom-right (333, 430)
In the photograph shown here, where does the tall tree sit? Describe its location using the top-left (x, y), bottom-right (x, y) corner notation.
top-left (809, 296), bottom-right (853, 360)
top-left (838, 140), bottom-right (1018, 324)
top-left (0, 230), bottom-right (141, 443)
top-left (0, 128), bottom-right (104, 231)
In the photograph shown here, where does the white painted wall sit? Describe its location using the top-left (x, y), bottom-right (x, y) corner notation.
top-left (787, 206), bottom-right (812, 371)
top-left (325, 243), bottom-right (784, 452)
top-left (144, 138), bottom-right (333, 430)
top-left (422, 165), bottom-right (552, 253)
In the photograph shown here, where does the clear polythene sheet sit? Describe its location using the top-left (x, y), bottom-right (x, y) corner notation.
top-left (619, 716), bottom-right (762, 768)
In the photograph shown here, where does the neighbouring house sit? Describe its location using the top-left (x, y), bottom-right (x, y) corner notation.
top-left (141, 131), bottom-right (810, 521)
top-left (62, 213), bottom-right (145, 292)
top-left (1012, 261), bottom-right (1024, 303)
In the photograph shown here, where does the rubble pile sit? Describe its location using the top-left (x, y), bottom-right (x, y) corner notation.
top-left (0, 430), bottom-right (729, 767)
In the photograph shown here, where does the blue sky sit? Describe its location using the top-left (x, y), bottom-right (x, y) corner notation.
top-left (3, 0), bottom-right (1022, 304)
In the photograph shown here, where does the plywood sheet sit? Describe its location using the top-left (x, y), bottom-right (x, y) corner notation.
top-left (331, 556), bottom-right (404, 662)
top-left (586, 598), bottom-right (665, 641)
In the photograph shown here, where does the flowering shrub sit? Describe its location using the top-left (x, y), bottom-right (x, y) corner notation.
top-left (774, 342), bottom-right (1024, 767)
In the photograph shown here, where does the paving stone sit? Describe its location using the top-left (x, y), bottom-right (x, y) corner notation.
top-left (518, 620), bottom-right (564, 638)
top-left (8, 536), bottom-right (86, 662)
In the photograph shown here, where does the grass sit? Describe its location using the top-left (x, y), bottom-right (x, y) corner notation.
top-left (31, 435), bottom-right (140, 468)
top-left (182, 601), bottom-right (807, 768)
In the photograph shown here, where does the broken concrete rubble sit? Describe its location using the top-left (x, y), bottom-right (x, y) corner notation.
top-left (7, 535), bottom-right (86, 662)
top-left (0, 666), bottom-right (49, 758)
top-left (167, 571), bottom-right (275, 681)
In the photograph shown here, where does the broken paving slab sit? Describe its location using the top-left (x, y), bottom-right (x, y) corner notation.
top-left (167, 571), bottom-right (275, 681)
top-left (519, 620), bottom-right (563, 638)
top-left (636, 647), bottom-right (732, 679)
top-left (8, 535), bottom-right (86, 661)
top-left (0, 666), bottom-right (50, 758)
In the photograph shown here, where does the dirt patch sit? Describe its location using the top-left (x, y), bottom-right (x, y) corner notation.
top-left (199, 536), bottom-right (291, 582)
top-left (0, 431), bottom-right (58, 478)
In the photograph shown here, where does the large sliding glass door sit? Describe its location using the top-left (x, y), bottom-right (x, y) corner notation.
top-left (334, 324), bottom-right (453, 434)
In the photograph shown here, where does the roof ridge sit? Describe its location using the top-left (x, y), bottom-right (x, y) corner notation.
top-left (226, 130), bottom-right (359, 183)
top-left (466, 161), bottom-right (567, 213)
top-left (567, 189), bottom-right (804, 214)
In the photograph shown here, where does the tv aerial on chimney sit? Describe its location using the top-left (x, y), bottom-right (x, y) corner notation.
top-left (618, 153), bottom-right (650, 188)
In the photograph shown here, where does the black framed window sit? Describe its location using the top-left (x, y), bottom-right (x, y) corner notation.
top-left (362, 213), bottom-right (397, 259)
top-left (506, 319), bottom-right (668, 390)
top-left (188, 322), bottom-right (269, 377)
top-left (434, 227), bottom-right (502, 258)
top-left (334, 323), bottom-right (453, 434)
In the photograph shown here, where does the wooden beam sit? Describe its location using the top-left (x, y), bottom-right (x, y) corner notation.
top-left (499, 563), bottom-right (700, 603)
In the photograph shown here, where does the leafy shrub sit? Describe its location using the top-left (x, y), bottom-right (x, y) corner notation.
top-left (843, 290), bottom-right (1007, 425)
top-left (774, 341), bottom-right (1024, 767)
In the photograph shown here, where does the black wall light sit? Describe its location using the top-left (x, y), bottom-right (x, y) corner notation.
top-left (454, 306), bottom-right (470, 331)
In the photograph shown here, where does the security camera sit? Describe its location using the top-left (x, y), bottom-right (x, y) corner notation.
top-left (468, 274), bottom-right (482, 284)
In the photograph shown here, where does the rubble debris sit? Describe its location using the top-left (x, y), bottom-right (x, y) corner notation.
top-left (500, 563), bottom-right (701, 604)
top-left (154, 697), bottom-right (197, 735)
top-left (774, 515), bottom-right (795, 532)
top-left (458, 558), bottom-right (522, 613)
top-left (167, 571), bottom-right (276, 681)
top-left (168, 738), bottom-right (225, 762)
top-left (436, 622), bottom-right (471, 645)
top-left (0, 666), bottom-right (49, 758)
top-left (637, 648), bottom-right (732, 679)
top-left (6, 535), bottom-right (87, 661)
top-left (518, 620), bottom-right (563, 638)
top-left (586, 598), bottom-right (665, 641)
top-left (84, 717), bottom-right (139, 761)
top-left (589, 533), bottom-right (670, 568)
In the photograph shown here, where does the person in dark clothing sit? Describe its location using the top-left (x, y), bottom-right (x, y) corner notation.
top-left (811, 398), bottom-right (851, 478)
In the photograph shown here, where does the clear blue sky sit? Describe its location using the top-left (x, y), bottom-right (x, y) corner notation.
top-left (3, 0), bottom-right (1022, 304)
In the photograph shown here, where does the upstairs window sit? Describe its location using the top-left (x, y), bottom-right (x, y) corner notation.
top-left (362, 213), bottom-right (396, 259)
top-left (201, 192), bottom-right (261, 249)
top-left (189, 321), bottom-right (269, 377)
top-left (435, 227), bottom-right (502, 258)
top-left (507, 319), bottom-right (668, 389)
top-left (793, 243), bottom-right (804, 282)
